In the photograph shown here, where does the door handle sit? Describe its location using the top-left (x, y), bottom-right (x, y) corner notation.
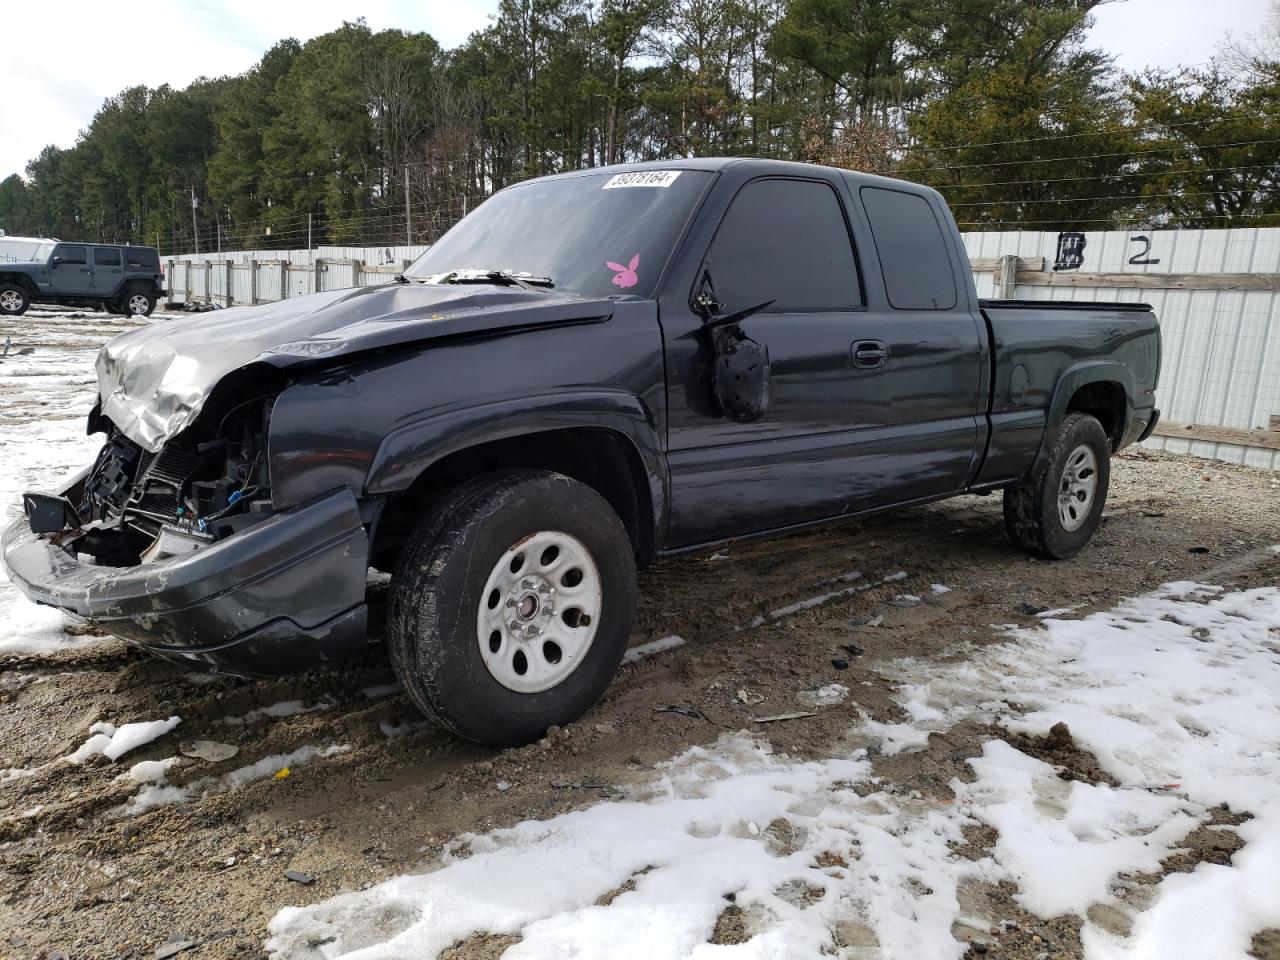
top-left (852, 340), bottom-right (889, 368)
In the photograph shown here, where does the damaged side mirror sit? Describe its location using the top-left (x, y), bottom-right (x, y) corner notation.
top-left (693, 269), bottom-right (774, 423)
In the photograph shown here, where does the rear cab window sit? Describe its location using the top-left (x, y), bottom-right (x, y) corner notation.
top-left (859, 187), bottom-right (958, 310)
top-left (94, 247), bottom-right (122, 267)
top-left (706, 178), bottom-right (862, 312)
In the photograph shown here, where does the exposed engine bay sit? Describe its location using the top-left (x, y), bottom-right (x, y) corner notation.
top-left (71, 398), bottom-right (275, 566)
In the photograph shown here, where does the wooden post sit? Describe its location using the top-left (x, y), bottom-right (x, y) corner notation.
top-left (248, 258), bottom-right (258, 305)
top-left (314, 257), bottom-right (324, 295)
top-left (353, 259), bottom-right (361, 289)
top-left (184, 260), bottom-right (192, 304)
top-left (224, 259), bottom-right (233, 307)
top-left (997, 255), bottom-right (1019, 300)
top-left (281, 261), bottom-right (289, 301)
top-left (203, 260), bottom-right (212, 304)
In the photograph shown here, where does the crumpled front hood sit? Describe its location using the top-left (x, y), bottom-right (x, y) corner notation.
top-left (97, 282), bottom-right (614, 452)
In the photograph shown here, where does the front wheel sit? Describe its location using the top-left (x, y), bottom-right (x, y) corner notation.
top-left (0, 284), bottom-right (30, 316)
top-left (121, 291), bottom-right (155, 317)
top-left (1003, 412), bottom-right (1111, 559)
top-left (388, 469), bottom-right (636, 746)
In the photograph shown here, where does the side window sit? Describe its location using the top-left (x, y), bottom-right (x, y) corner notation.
top-left (56, 245), bottom-right (87, 265)
top-left (126, 248), bottom-right (159, 271)
top-left (706, 179), bottom-right (861, 312)
top-left (859, 187), bottom-right (958, 310)
top-left (94, 247), bottom-right (121, 267)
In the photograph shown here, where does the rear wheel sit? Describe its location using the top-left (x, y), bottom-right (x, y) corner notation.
top-left (1003, 412), bottom-right (1111, 559)
top-left (0, 285), bottom-right (30, 316)
top-left (121, 290), bottom-right (155, 317)
top-left (388, 469), bottom-right (636, 746)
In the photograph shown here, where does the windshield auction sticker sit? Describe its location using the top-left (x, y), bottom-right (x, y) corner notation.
top-left (602, 171), bottom-right (682, 189)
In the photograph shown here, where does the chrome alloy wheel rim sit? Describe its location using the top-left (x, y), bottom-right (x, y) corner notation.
top-left (127, 294), bottom-right (150, 315)
top-left (0, 290), bottom-right (23, 312)
top-left (476, 530), bottom-right (603, 693)
top-left (1058, 444), bottom-right (1099, 532)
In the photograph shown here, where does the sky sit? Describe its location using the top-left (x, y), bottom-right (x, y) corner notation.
top-left (0, 0), bottom-right (1273, 182)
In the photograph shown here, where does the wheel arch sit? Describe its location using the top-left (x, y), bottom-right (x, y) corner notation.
top-left (0, 273), bottom-right (38, 296)
top-left (1028, 361), bottom-right (1134, 476)
top-left (366, 393), bottom-right (667, 572)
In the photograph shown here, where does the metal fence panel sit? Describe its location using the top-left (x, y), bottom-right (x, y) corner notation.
top-left (961, 228), bottom-right (1280, 470)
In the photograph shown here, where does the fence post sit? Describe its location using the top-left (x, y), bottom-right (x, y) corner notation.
top-left (249, 259), bottom-right (257, 305)
top-left (997, 254), bottom-right (1018, 299)
top-left (184, 260), bottom-right (192, 304)
top-left (224, 259), bottom-right (234, 307)
top-left (314, 257), bottom-right (324, 295)
top-left (281, 261), bottom-right (289, 301)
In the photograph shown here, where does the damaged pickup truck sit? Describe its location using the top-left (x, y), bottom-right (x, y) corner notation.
top-left (3, 159), bottom-right (1161, 746)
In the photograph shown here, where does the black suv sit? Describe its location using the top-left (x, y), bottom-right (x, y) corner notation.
top-left (0, 242), bottom-right (166, 317)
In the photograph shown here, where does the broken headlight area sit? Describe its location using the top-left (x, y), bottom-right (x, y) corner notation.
top-left (61, 398), bottom-right (276, 566)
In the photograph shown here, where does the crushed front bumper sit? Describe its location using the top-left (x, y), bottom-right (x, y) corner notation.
top-left (2, 488), bottom-right (369, 677)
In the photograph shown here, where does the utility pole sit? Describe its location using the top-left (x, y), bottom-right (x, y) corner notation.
top-left (307, 213), bottom-right (313, 251)
top-left (404, 166), bottom-right (412, 245)
top-left (190, 186), bottom-right (199, 255)
top-left (216, 221), bottom-right (221, 255)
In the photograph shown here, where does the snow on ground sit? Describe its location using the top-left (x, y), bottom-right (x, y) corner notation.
top-left (113, 743), bottom-right (352, 818)
top-left (0, 325), bottom-right (107, 656)
top-left (66, 716), bottom-right (181, 763)
top-left (268, 581), bottom-right (1280, 960)
top-left (221, 699), bottom-right (334, 725)
top-left (0, 308), bottom-right (184, 658)
top-left (622, 634), bottom-right (688, 664)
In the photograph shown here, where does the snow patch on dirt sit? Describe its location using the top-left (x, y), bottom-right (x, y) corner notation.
top-left (66, 717), bottom-right (181, 763)
top-left (269, 735), bottom-right (989, 960)
top-left (622, 634), bottom-right (688, 663)
top-left (269, 582), bottom-right (1280, 960)
top-left (114, 743), bottom-right (352, 817)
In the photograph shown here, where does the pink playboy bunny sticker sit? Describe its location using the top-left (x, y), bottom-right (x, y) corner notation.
top-left (606, 254), bottom-right (640, 289)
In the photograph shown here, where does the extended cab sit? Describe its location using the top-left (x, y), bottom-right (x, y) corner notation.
top-left (0, 242), bottom-right (165, 317)
top-left (3, 159), bottom-right (1160, 746)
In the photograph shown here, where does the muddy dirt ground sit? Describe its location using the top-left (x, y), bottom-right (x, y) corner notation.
top-left (1, 310), bottom-right (1278, 959)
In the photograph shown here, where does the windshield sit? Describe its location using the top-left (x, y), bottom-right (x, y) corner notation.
top-left (405, 170), bottom-right (713, 299)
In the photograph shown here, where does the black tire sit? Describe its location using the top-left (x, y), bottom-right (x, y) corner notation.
top-left (121, 290), bottom-right (155, 317)
top-left (0, 284), bottom-right (30, 316)
top-left (103, 300), bottom-right (122, 315)
top-left (388, 469), bottom-right (636, 746)
top-left (1003, 412), bottom-right (1111, 559)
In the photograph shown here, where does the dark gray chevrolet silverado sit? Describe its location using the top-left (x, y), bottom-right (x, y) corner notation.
top-left (3, 159), bottom-right (1160, 745)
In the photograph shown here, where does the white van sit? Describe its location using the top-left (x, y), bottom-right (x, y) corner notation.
top-left (0, 232), bottom-right (57, 265)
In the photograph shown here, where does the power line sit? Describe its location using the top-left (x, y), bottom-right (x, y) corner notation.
top-left (914, 137), bottom-right (1280, 173)
top-left (907, 115), bottom-right (1272, 154)
top-left (932, 161), bottom-right (1276, 191)
top-left (950, 188), bottom-right (1267, 208)
top-left (955, 211), bottom-right (1273, 226)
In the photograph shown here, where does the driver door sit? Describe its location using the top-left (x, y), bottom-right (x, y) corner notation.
top-left (662, 175), bottom-right (894, 544)
top-left (51, 244), bottom-right (94, 296)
